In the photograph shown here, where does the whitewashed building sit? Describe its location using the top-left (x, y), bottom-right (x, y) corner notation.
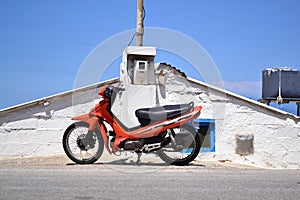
top-left (1, 46), bottom-right (299, 169)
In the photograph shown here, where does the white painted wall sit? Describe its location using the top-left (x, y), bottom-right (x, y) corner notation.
top-left (190, 80), bottom-right (300, 169)
top-left (0, 95), bottom-right (72, 158)
top-left (111, 84), bottom-right (157, 128)
top-left (0, 73), bottom-right (299, 169)
top-left (216, 98), bottom-right (300, 169)
top-left (0, 80), bottom-right (117, 159)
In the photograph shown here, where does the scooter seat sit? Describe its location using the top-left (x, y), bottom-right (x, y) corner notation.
top-left (135, 102), bottom-right (194, 126)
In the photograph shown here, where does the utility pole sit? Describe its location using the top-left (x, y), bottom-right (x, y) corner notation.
top-left (136, 0), bottom-right (144, 46)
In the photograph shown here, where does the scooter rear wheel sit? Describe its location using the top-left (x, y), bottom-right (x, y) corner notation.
top-left (157, 124), bottom-right (201, 166)
top-left (63, 121), bottom-right (104, 164)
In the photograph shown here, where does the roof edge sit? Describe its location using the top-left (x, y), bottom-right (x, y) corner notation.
top-left (1, 76), bottom-right (299, 120)
top-left (0, 78), bottom-right (119, 114)
top-left (187, 77), bottom-right (300, 120)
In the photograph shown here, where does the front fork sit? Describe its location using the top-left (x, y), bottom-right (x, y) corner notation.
top-left (84, 130), bottom-right (96, 148)
top-left (98, 119), bottom-right (113, 154)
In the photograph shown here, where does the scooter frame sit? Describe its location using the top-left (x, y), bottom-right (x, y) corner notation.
top-left (71, 86), bottom-right (202, 154)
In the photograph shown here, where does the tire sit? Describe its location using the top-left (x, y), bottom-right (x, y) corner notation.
top-left (157, 124), bottom-right (201, 166)
top-left (62, 121), bottom-right (104, 164)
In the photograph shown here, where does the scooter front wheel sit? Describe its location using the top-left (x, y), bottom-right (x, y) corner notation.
top-left (62, 121), bottom-right (104, 164)
top-left (157, 124), bottom-right (201, 166)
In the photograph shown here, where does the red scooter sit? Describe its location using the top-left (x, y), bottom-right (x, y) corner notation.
top-left (63, 86), bottom-right (202, 165)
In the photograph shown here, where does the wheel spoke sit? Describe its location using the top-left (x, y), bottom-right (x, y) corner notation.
top-left (157, 125), bottom-right (200, 165)
top-left (63, 122), bottom-right (104, 164)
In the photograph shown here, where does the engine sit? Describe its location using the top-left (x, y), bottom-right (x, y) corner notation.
top-left (122, 135), bottom-right (171, 153)
top-left (123, 140), bottom-right (144, 151)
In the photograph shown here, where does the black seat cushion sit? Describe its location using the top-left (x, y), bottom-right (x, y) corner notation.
top-left (135, 102), bottom-right (194, 126)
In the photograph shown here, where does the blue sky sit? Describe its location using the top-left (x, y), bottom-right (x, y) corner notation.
top-left (1, 0), bottom-right (300, 113)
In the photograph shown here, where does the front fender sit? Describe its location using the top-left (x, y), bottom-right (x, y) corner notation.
top-left (72, 114), bottom-right (90, 121)
top-left (72, 114), bottom-right (98, 131)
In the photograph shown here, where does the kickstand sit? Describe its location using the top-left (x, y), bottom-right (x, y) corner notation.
top-left (136, 152), bottom-right (142, 165)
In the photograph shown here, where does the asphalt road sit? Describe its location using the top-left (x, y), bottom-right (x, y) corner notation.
top-left (0, 163), bottom-right (300, 200)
